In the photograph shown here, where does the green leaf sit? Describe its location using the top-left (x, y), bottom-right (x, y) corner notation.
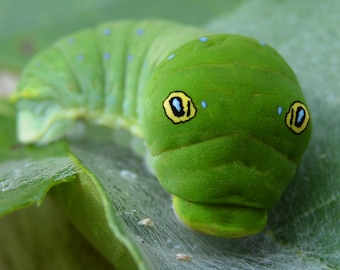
top-left (0, 196), bottom-right (115, 270)
top-left (50, 151), bottom-right (143, 270)
top-left (0, 99), bottom-right (76, 216)
top-left (0, 157), bottom-right (76, 216)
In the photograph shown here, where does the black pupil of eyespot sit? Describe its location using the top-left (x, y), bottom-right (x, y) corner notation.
top-left (290, 108), bottom-right (294, 126)
top-left (186, 101), bottom-right (191, 117)
top-left (295, 106), bottom-right (305, 127)
top-left (170, 97), bottom-right (185, 117)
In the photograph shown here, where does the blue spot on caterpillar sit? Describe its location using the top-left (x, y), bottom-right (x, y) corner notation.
top-left (199, 37), bottom-right (208, 42)
top-left (103, 28), bottom-right (111, 35)
top-left (167, 53), bottom-right (175, 60)
top-left (136, 28), bottom-right (145, 35)
top-left (77, 54), bottom-right (84, 61)
top-left (12, 19), bottom-right (311, 238)
top-left (103, 52), bottom-right (111, 60)
top-left (201, 100), bottom-right (207, 109)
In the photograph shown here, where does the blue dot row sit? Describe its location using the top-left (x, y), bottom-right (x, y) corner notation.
top-left (73, 52), bottom-right (150, 63)
top-left (167, 36), bottom-right (209, 61)
top-left (67, 26), bottom-right (147, 63)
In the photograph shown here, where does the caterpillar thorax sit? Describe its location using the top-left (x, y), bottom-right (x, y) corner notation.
top-left (12, 20), bottom-right (312, 238)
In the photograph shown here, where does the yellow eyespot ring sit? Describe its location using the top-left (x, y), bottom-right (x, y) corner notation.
top-left (285, 101), bottom-right (310, 134)
top-left (163, 91), bottom-right (197, 124)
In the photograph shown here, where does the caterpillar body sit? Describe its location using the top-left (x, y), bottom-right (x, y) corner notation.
top-left (12, 20), bottom-right (312, 238)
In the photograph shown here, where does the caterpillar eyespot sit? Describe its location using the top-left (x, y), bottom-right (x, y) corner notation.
top-left (285, 101), bottom-right (310, 134)
top-left (12, 19), bottom-right (312, 238)
top-left (163, 91), bottom-right (197, 124)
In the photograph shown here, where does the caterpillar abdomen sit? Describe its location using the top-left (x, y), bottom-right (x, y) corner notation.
top-left (13, 20), bottom-right (205, 143)
top-left (12, 20), bottom-right (311, 238)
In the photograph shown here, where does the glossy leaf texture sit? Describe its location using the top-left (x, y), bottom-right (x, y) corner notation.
top-left (0, 99), bottom-right (76, 217)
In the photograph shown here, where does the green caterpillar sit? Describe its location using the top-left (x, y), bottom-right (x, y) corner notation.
top-left (12, 20), bottom-right (312, 238)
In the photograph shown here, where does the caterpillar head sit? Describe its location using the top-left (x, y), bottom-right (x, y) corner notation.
top-left (142, 35), bottom-right (311, 237)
